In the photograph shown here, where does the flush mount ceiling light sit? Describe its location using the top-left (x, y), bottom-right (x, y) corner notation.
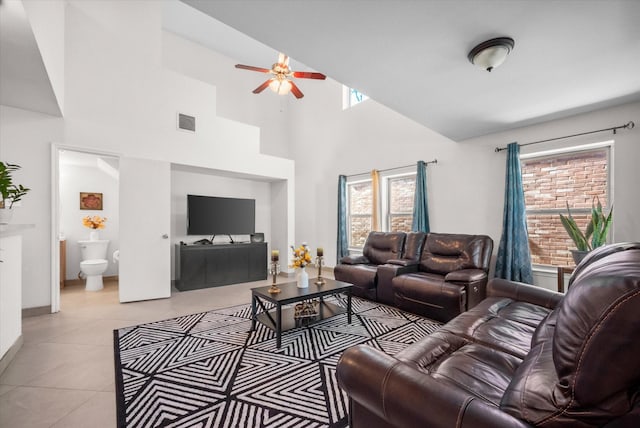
top-left (468, 37), bottom-right (515, 72)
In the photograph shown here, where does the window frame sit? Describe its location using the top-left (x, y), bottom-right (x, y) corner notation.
top-left (346, 176), bottom-right (373, 251)
top-left (346, 169), bottom-right (416, 252)
top-left (342, 85), bottom-right (369, 109)
top-left (383, 171), bottom-right (416, 232)
top-left (520, 142), bottom-right (613, 267)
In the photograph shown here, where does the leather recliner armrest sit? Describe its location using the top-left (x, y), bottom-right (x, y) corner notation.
top-left (386, 259), bottom-right (420, 267)
top-left (488, 278), bottom-right (563, 309)
top-left (337, 345), bottom-right (533, 428)
top-left (340, 255), bottom-right (370, 265)
top-left (445, 268), bottom-right (487, 283)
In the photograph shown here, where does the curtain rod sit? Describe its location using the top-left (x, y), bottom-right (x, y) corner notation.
top-left (494, 121), bottom-right (635, 153)
top-left (345, 159), bottom-right (437, 178)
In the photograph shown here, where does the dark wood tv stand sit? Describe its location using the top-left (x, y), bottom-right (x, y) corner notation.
top-left (175, 242), bottom-right (267, 291)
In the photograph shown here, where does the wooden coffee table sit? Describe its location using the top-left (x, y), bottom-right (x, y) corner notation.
top-left (250, 278), bottom-right (353, 348)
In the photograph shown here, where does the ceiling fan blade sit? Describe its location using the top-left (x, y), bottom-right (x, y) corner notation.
top-left (290, 81), bottom-right (304, 99)
top-left (235, 64), bottom-right (271, 73)
top-left (253, 79), bottom-right (272, 94)
top-left (292, 71), bottom-right (326, 80)
top-left (278, 52), bottom-right (289, 66)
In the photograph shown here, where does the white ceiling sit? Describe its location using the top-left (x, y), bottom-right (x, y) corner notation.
top-left (2, 1), bottom-right (639, 140)
top-left (179, 0), bottom-right (640, 141)
top-left (0, 0), bottom-right (61, 116)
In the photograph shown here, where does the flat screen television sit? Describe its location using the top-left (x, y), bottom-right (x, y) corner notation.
top-left (187, 194), bottom-right (255, 235)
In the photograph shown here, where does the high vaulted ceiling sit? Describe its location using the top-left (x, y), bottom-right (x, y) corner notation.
top-left (180, 0), bottom-right (640, 141)
top-left (0, 0), bottom-right (61, 116)
top-left (2, 1), bottom-right (639, 140)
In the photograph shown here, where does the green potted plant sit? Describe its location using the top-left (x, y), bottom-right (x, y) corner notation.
top-left (559, 196), bottom-right (613, 265)
top-left (0, 161), bottom-right (30, 224)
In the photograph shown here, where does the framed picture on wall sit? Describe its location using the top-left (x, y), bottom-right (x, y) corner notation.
top-left (80, 192), bottom-right (103, 210)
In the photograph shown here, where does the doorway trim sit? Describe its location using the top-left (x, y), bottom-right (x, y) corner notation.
top-left (50, 143), bottom-right (121, 313)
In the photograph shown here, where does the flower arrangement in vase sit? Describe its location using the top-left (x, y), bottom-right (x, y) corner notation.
top-left (82, 215), bottom-right (107, 240)
top-left (291, 243), bottom-right (312, 288)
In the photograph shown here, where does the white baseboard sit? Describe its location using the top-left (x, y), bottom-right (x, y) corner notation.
top-left (0, 335), bottom-right (23, 376)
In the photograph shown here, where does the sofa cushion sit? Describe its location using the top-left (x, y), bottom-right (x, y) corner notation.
top-left (396, 331), bottom-right (522, 407)
top-left (500, 338), bottom-right (634, 427)
top-left (333, 264), bottom-right (379, 301)
top-left (340, 254), bottom-right (369, 265)
top-left (420, 233), bottom-right (492, 275)
top-left (441, 297), bottom-right (552, 359)
top-left (403, 232), bottom-right (426, 261)
top-left (530, 309), bottom-right (557, 348)
top-left (334, 264), bottom-right (377, 290)
top-left (567, 242), bottom-right (640, 289)
top-left (553, 248), bottom-right (640, 406)
top-left (363, 231), bottom-right (406, 265)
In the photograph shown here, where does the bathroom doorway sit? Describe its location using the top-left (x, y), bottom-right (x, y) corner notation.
top-left (52, 147), bottom-right (120, 312)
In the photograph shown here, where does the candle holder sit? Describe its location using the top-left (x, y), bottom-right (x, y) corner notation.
top-left (268, 261), bottom-right (281, 294)
top-left (315, 256), bottom-right (326, 286)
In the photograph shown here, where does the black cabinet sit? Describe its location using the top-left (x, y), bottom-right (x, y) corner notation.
top-left (175, 243), bottom-right (267, 291)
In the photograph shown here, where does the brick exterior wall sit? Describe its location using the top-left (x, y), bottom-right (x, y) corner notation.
top-left (350, 216), bottom-right (372, 247)
top-left (521, 149), bottom-right (608, 267)
top-left (390, 215), bottom-right (412, 232)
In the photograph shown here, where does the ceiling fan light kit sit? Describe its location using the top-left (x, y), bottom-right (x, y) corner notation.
top-left (468, 37), bottom-right (515, 72)
top-left (235, 53), bottom-right (326, 99)
top-left (269, 76), bottom-right (292, 95)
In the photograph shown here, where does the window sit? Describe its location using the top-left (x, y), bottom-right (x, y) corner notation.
top-left (347, 180), bottom-right (373, 248)
top-left (521, 146), bottom-right (610, 267)
top-left (347, 171), bottom-right (416, 249)
top-left (349, 88), bottom-right (369, 107)
top-left (342, 86), bottom-right (369, 109)
top-left (387, 175), bottom-right (415, 232)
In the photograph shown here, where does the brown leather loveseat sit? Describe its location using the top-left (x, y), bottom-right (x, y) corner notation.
top-left (336, 231), bottom-right (493, 322)
top-left (337, 242), bottom-right (640, 428)
top-left (380, 233), bottom-right (493, 322)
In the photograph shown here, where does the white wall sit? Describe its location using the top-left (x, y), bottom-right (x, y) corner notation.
top-left (161, 31), bottom-right (293, 160)
top-left (1, 0), bottom-right (295, 309)
top-left (0, 106), bottom-right (64, 308)
top-left (288, 78), bottom-right (502, 266)
top-left (22, 0), bottom-right (66, 115)
top-left (60, 162), bottom-right (119, 279)
top-left (289, 79), bottom-right (640, 293)
top-left (170, 166), bottom-right (272, 279)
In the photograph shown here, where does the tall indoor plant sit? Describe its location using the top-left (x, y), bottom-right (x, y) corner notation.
top-left (559, 197), bottom-right (613, 265)
top-left (0, 161), bottom-right (30, 224)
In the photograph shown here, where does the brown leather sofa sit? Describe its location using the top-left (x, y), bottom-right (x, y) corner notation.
top-left (333, 232), bottom-right (407, 300)
top-left (337, 242), bottom-right (640, 428)
top-left (380, 233), bottom-right (493, 322)
top-left (335, 232), bottom-right (493, 321)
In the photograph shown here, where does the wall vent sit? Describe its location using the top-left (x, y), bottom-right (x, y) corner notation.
top-left (177, 113), bottom-right (196, 133)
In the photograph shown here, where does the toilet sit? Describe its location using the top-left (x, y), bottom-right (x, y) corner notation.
top-left (78, 240), bottom-right (109, 291)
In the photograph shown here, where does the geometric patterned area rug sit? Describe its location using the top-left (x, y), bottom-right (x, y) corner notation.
top-left (113, 297), bottom-right (441, 428)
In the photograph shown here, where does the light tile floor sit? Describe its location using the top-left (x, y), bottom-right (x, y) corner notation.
top-left (0, 273), bottom-right (313, 427)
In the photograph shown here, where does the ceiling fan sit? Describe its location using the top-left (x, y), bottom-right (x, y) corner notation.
top-left (235, 53), bottom-right (326, 99)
